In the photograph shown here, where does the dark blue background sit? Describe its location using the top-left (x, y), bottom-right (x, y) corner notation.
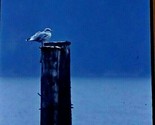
top-left (0, 0), bottom-right (151, 77)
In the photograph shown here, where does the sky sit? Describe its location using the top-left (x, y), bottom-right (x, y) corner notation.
top-left (0, 0), bottom-right (151, 77)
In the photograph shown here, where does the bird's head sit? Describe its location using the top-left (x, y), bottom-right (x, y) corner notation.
top-left (44, 28), bottom-right (52, 32)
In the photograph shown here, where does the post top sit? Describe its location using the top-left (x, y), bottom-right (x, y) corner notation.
top-left (43, 41), bottom-right (71, 47)
top-left (40, 41), bottom-right (71, 50)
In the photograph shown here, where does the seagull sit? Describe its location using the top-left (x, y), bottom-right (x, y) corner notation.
top-left (26, 28), bottom-right (52, 46)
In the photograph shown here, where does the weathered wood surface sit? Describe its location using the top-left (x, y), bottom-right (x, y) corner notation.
top-left (40, 41), bottom-right (72, 125)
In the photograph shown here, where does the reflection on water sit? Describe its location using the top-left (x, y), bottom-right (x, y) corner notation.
top-left (0, 77), bottom-right (152, 125)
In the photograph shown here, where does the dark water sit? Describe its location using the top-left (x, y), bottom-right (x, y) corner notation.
top-left (0, 77), bottom-right (152, 125)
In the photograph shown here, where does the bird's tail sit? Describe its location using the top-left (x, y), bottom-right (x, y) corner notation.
top-left (26, 38), bottom-right (30, 41)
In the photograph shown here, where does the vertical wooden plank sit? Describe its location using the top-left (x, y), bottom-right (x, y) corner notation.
top-left (58, 45), bottom-right (72, 125)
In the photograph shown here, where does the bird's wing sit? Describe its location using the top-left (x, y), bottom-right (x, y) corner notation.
top-left (32, 31), bottom-right (49, 41)
top-left (29, 31), bottom-right (46, 41)
top-left (27, 31), bottom-right (41, 41)
top-left (27, 30), bottom-right (51, 42)
top-left (32, 31), bottom-right (41, 39)
top-left (37, 32), bottom-right (48, 39)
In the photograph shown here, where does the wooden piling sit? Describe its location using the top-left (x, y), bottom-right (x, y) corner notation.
top-left (40, 41), bottom-right (72, 125)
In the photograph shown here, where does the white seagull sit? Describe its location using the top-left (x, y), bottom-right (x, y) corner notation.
top-left (26, 28), bottom-right (52, 45)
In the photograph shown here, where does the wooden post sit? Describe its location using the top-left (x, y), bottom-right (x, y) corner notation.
top-left (40, 41), bottom-right (72, 125)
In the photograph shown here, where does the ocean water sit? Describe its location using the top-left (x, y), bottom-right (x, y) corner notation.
top-left (0, 77), bottom-right (152, 125)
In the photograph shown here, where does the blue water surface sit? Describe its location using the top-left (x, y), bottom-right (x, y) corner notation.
top-left (0, 77), bottom-right (152, 125)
